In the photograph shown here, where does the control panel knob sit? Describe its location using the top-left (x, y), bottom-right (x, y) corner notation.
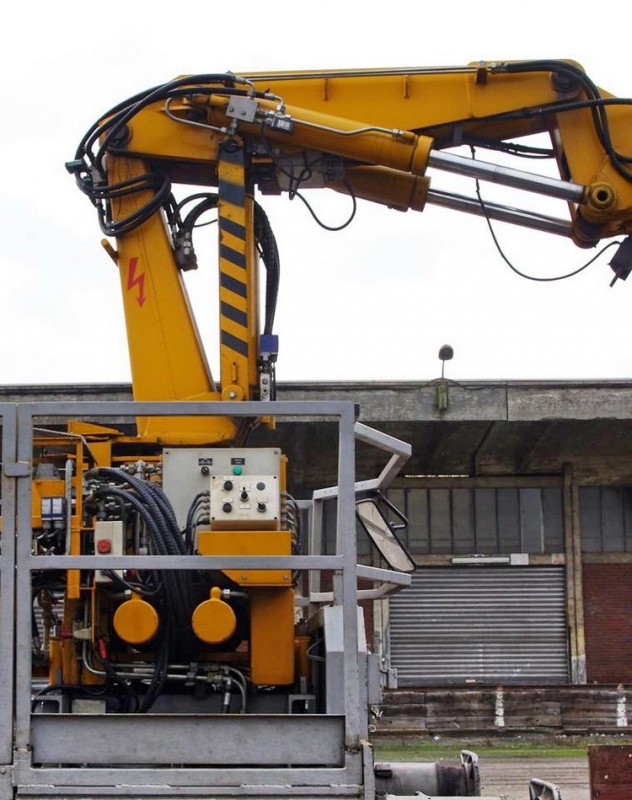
top-left (257, 502), bottom-right (267, 513)
top-left (223, 480), bottom-right (234, 491)
top-left (240, 490), bottom-right (249, 501)
top-left (222, 502), bottom-right (233, 514)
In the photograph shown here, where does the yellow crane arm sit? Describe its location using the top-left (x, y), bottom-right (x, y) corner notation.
top-left (67, 60), bottom-right (632, 444)
top-left (239, 60), bottom-right (632, 243)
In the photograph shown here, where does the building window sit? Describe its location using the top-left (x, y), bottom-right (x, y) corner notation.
top-left (387, 486), bottom-right (563, 555)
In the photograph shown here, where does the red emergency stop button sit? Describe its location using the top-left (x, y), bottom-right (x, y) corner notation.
top-left (97, 539), bottom-right (112, 554)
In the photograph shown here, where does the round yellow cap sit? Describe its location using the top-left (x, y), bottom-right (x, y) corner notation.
top-left (192, 586), bottom-right (237, 644)
top-left (113, 594), bottom-right (159, 645)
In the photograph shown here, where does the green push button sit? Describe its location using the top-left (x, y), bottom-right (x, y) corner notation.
top-left (232, 465), bottom-right (243, 475)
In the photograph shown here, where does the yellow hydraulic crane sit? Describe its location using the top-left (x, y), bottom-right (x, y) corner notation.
top-left (24, 61), bottom-right (629, 798)
top-left (66, 59), bottom-right (632, 445)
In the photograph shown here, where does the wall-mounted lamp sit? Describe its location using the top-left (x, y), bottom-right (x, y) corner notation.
top-left (436, 344), bottom-right (454, 412)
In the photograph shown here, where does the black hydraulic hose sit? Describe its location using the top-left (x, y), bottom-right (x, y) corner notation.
top-left (185, 491), bottom-right (210, 555)
top-left (498, 60), bottom-right (632, 181)
top-left (100, 568), bottom-right (163, 597)
top-left (77, 78), bottom-right (255, 169)
top-left (254, 202), bottom-right (280, 335)
top-left (89, 481), bottom-right (191, 629)
top-left (71, 72), bottom-right (288, 247)
top-left (90, 486), bottom-right (169, 555)
top-left (94, 75), bottom-right (253, 171)
top-left (137, 632), bottom-right (170, 713)
top-left (90, 494), bottom-right (189, 663)
top-left (74, 81), bottom-right (168, 163)
top-left (178, 194), bottom-right (280, 337)
top-left (90, 644), bottom-right (139, 713)
top-left (89, 486), bottom-right (179, 609)
top-left (109, 475), bottom-right (192, 621)
top-left (178, 195), bottom-right (218, 271)
top-left (142, 480), bottom-right (185, 553)
top-left (31, 682), bottom-right (110, 712)
top-left (181, 196), bottom-right (218, 230)
top-left (98, 176), bottom-right (173, 237)
top-left (92, 470), bottom-right (181, 555)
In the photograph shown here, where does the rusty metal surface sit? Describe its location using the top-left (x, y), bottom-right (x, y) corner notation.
top-left (589, 744), bottom-right (632, 799)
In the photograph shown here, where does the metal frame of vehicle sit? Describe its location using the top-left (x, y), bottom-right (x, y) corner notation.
top-left (3, 399), bottom-right (413, 800)
top-left (0, 405), bottom-right (17, 776)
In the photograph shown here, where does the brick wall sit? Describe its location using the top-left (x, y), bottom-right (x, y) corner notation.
top-left (583, 564), bottom-right (632, 683)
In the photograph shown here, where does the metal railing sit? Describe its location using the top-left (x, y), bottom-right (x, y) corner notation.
top-left (1, 399), bottom-right (407, 797)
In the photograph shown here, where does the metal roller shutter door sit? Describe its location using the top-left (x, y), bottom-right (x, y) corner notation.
top-left (389, 566), bottom-right (568, 686)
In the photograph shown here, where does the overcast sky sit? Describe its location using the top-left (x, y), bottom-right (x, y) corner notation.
top-left (2, 0), bottom-right (631, 386)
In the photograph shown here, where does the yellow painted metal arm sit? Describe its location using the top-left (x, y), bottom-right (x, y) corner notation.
top-left (69, 60), bottom-right (632, 445)
top-left (107, 155), bottom-right (237, 445)
top-left (109, 61), bottom-right (632, 244)
top-left (238, 62), bottom-right (632, 243)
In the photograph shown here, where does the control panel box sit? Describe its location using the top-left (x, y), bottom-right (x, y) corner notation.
top-left (210, 474), bottom-right (280, 529)
top-left (162, 448), bottom-right (282, 529)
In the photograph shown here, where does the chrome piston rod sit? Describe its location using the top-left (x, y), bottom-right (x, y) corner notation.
top-left (428, 150), bottom-right (586, 203)
top-left (427, 188), bottom-right (573, 237)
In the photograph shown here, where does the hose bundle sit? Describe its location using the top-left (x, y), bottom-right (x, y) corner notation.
top-left (87, 467), bottom-right (197, 706)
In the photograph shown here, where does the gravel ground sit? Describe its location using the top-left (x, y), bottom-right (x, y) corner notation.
top-left (479, 756), bottom-right (589, 799)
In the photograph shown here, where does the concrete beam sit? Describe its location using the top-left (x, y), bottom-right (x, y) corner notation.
top-left (2, 380), bottom-right (632, 423)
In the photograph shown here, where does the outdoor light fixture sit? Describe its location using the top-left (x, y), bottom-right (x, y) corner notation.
top-left (435, 344), bottom-right (454, 413)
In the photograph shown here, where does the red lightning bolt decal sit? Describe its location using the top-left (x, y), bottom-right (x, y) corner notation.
top-left (127, 257), bottom-right (146, 307)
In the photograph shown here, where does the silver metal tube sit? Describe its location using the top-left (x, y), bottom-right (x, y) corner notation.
top-left (427, 188), bottom-right (573, 237)
top-left (81, 643), bottom-right (246, 710)
top-left (429, 150), bottom-right (586, 203)
top-left (294, 116), bottom-right (405, 139)
top-left (244, 66), bottom-right (479, 82)
top-left (64, 459), bottom-right (73, 555)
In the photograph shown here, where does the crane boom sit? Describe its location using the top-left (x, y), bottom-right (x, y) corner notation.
top-left (67, 59), bottom-right (632, 441)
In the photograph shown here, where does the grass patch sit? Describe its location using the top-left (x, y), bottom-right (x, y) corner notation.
top-left (373, 735), bottom-right (632, 761)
